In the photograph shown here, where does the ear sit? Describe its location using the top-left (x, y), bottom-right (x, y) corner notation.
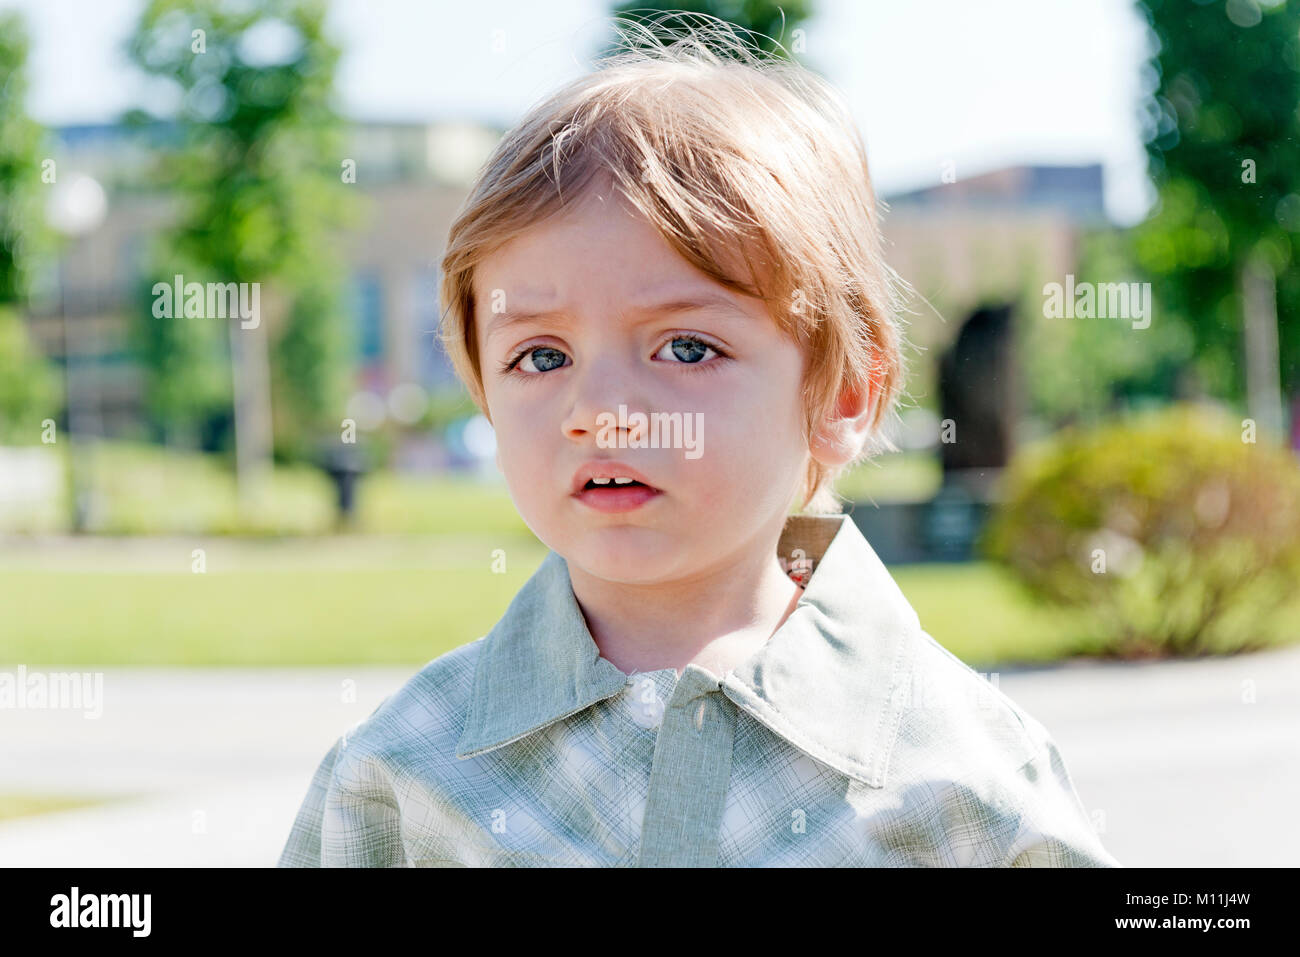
top-left (808, 374), bottom-right (876, 470)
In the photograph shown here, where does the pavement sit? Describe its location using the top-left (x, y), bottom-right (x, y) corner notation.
top-left (2, 645), bottom-right (1298, 867)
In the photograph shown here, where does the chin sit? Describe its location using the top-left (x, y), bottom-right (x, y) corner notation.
top-left (567, 531), bottom-right (674, 583)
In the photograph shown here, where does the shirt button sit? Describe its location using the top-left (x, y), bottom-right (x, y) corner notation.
top-left (693, 699), bottom-right (708, 732)
top-left (626, 675), bottom-right (664, 730)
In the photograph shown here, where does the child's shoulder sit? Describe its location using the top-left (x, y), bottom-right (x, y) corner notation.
top-left (333, 637), bottom-right (487, 763)
top-left (889, 629), bottom-right (1049, 781)
top-left (875, 630), bottom-right (1113, 866)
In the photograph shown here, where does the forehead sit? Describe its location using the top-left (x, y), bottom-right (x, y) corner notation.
top-left (473, 183), bottom-right (687, 292)
top-left (473, 183), bottom-right (769, 342)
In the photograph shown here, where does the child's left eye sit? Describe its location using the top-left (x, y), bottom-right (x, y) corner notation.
top-left (654, 336), bottom-right (725, 364)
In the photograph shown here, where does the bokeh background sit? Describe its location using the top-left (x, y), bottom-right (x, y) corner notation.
top-left (1, 0), bottom-right (1298, 866)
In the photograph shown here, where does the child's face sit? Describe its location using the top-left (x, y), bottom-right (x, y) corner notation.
top-left (473, 177), bottom-right (812, 584)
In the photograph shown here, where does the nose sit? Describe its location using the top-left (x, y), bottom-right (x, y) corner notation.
top-left (560, 351), bottom-right (648, 445)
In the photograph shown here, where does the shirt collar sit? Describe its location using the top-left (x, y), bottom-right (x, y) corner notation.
top-left (456, 513), bottom-right (920, 788)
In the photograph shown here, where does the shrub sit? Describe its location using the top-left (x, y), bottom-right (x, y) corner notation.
top-left (981, 403), bottom-right (1300, 657)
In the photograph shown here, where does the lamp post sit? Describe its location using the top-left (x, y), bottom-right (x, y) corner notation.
top-left (46, 173), bottom-right (107, 534)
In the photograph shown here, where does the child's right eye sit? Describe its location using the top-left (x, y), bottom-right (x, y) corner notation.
top-left (502, 346), bottom-right (570, 376)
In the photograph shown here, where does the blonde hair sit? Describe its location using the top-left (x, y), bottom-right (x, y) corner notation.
top-left (439, 12), bottom-right (909, 514)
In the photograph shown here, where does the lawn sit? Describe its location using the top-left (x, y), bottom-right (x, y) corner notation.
top-left (0, 534), bottom-right (548, 666)
top-left (0, 793), bottom-right (130, 821)
top-left (4, 441), bottom-right (1290, 669)
top-left (2, 532), bottom-right (1120, 669)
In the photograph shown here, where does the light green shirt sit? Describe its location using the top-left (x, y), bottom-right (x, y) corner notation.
top-left (278, 513), bottom-right (1120, 867)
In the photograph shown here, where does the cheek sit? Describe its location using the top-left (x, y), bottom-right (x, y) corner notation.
top-left (692, 407), bottom-right (797, 495)
top-left (484, 398), bottom-right (538, 469)
top-left (717, 358), bottom-right (807, 449)
top-left (720, 369), bottom-right (809, 491)
top-left (496, 414), bottom-right (543, 461)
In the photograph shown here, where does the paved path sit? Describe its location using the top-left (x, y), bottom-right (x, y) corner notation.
top-left (2, 646), bottom-right (1298, 866)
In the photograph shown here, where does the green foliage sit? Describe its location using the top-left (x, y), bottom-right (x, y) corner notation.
top-left (606, 1), bottom-right (814, 59)
top-left (0, 306), bottom-right (61, 443)
top-left (0, 14), bottom-right (60, 441)
top-left (0, 11), bottom-right (52, 307)
top-left (1017, 228), bottom-right (1197, 428)
top-left (125, 0), bottom-right (357, 456)
top-left (271, 273), bottom-right (350, 461)
top-left (982, 404), bottom-right (1300, 657)
top-left (1133, 0), bottom-right (1300, 400)
top-left (127, 266), bottom-right (231, 447)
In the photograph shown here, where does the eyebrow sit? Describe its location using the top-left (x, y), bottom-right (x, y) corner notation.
top-left (484, 292), bottom-right (749, 341)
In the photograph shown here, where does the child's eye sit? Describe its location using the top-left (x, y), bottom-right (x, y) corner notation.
top-left (654, 335), bottom-right (727, 365)
top-left (501, 346), bottom-right (570, 376)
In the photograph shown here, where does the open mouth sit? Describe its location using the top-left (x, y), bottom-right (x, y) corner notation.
top-left (582, 479), bottom-right (653, 491)
top-left (574, 476), bottom-right (662, 513)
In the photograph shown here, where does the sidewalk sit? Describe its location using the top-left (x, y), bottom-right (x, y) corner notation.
top-left (0, 666), bottom-right (411, 867)
top-left (2, 646), bottom-right (1298, 866)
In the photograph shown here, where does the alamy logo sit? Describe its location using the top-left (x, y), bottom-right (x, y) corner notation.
top-left (50, 887), bottom-right (151, 937)
top-left (1042, 274), bottom-right (1151, 329)
top-left (596, 404), bottom-right (703, 459)
top-left (152, 273), bottom-right (261, 329)
top-left (0, 666), bottom-right (102, 719)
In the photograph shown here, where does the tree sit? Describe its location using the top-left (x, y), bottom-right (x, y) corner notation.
top-left (606, 1), bottom-right (815, 59)
top-left (0, 11), bottom-right (49, 306)
top-left (0, 11), bottom-right (60, 443)
top-left (1133, 0), bottom-right (1300, 440)
top-left (126, 0), bottom-right (355, 492)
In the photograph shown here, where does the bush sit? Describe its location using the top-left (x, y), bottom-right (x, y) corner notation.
top-left (981, 403), bottom-right (1300, 657)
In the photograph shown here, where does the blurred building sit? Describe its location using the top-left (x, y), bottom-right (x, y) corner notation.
top-left (23, 120), bottom-right (1106, 477)
top-left (882, 163), bottom-right (1106, 387)
top-left (25, 120), bottom-right (502, 440)
top-left (864, 164), bottom-right (1108, 561)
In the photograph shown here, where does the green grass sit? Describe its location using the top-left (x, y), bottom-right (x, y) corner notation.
top-left (892, 562), bottom-right (1098, 667)
top-left (836, 451), bottom-right (942, 504)
top-left (3, 531), bottom-right (1104, 668)
top-left (0, 793), bottom-right (131, 821)
top-left (6, 440), bottom-right (1282, 669)
top-left (897, 562), bottom-right (1300, 665)
top-left (355, 472), bottom-right (529, 536)
top-left (0, 536), bottom-right (549, 666)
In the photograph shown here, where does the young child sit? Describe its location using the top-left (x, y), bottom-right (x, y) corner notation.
top-left (278, 20), bottom-right (1119, 868)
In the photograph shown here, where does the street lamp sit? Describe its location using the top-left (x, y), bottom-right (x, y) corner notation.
top-left (47, 173), bottom-right (107, 237)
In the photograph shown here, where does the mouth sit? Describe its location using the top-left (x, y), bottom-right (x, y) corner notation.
top-left (571, 476), bottom-right (663, 513)
top-left (579, 478), bottom-right (655, 491)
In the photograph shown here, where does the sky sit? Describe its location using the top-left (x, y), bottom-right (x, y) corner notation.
top-left (2, 0), bottom-right (1154, 223)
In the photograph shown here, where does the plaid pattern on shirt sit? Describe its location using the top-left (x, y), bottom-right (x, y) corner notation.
top-left (278, 513), bottom-right (1120, 867)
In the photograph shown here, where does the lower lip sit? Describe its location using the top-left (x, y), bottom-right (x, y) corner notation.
top-left (573, 484), bottom-right (662, 513)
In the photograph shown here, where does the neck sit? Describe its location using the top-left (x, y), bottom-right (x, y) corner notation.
top-left (566, 521), bottom-right (805, 679)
